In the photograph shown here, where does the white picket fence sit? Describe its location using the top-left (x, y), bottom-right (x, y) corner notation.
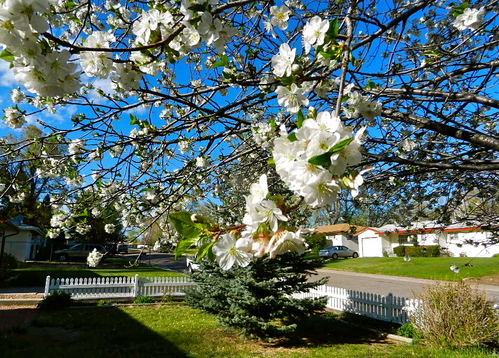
top-left (44, 275), bottom-right (196, 300)
top-left (292, 285), bottom-right (412, 324)
top-left (44, 275), bottom-right (412, 323)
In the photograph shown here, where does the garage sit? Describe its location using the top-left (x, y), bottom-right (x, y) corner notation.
top-left (361, 237), bottom-right (381, 257)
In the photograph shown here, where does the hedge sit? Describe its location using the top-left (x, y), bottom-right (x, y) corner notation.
top-left (393, 245), bottom-right (440, 257)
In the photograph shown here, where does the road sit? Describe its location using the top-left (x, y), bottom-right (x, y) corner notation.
top-left (139, 252), bottom-right (499, 303)
top-left (312, 269), bottom-right (499, 303)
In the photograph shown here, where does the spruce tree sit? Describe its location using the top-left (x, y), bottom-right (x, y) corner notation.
top-left (185, 252), bottom-right (328, 339)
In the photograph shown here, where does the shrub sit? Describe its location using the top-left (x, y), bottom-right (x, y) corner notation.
top-left (408, 282), bottom-right (499, 348)
top-left (396, 322), bottom-right (420, 339)
top-left (405, 245), bottom-right (440, 257)
top-left (0, 253), bottom-right (18, 281)
top-left (304, 233), bottom-right (328, 253)
top-left (185, 252), bottom-right (328, 340)
top-left (1, 252), bottom-right (18, 270)
top-left (133, 295), bottom-right (155, 304)
top-left (97, 299), bottom-right (113, 306)
top-left (37, 291), bottom-right (73, 311)
top-left (393, 245), bottom-right (406, 257)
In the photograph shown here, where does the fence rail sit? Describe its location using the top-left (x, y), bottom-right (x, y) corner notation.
top-left (292, 285), bottom-right (411, 324)
top-left (44, 275), bottom-right (412, 323)
top-left (44, 275), bottom-right (196, 300)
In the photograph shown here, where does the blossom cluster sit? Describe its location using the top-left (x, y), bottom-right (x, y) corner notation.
top-left (87, 248), bottom-right (104, 268)
top-left (0, 0), bottom-right (80, 97)
top-left (453, 7), bottom-right (486, 31)
top-left (212, 174), bottom-right (307, 270)
top-left (272, 109), bottom-right (366, 208)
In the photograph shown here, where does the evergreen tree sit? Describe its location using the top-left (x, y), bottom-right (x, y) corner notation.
top-left (185, 252), bottom-right (328, 339)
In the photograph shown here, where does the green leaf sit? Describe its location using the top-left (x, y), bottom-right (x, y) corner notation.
top-left (196, 241), bottom-right (215, 261)
top-left (451, 2), bottom-right (469, 17)
top-left (319, 50), bottom-right (334, 59)
top-left (210, 55), bottom-right (229, 68)
top-left (188, 3), bottom-right (209, 12)
top-left (326, 18), bottom-right (339, 39)
top-left (0, 49), bottom-right (14, 63)
top-left (169, 211), bottom-right (204, 239)
top-left (129, 114), bottom-right (139, 125)
top-left (287, 132), bottom-right (298, 142)
top-left (174, 236), bottom-right (199, 260)
top-left (308, 138), bottom-right (353, 167)
top-left (279, 76), bottom-right (295, 86)
top-left (296, 109), bottom-right (305, 129)
top-left (308, 152), bottom-right (332, 166)
top-left (366, 79), bottom-right (377, 89)
top-left (330, 138), bottom-right (353, 153)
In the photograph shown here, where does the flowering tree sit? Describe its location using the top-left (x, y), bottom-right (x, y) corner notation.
top-left (0, 0), bottom-right (498, 267)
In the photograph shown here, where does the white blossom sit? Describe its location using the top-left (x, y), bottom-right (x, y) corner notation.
top-left (272, 43), bottom-right (296, 77)
top-left (87, 248), bottom-right (104, 267)
top-left (104, 223), bottom-right (116, 234)
top-left (302, 16), bottom-right (329, 54)
top-left (270, 5), bottom-right (291, 30)
top-left (453, 7), bottom-right (486, 31)
top-left (212, 232), bottom-right (253, 270)
top-left (275, 84), bottom-right (309, 113)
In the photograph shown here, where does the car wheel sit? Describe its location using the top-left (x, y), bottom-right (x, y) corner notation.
top-left (331, 253), bottom-right (339, 260)
top-left (59, 254), bottom-right (68, 262)
top-left (352, 252), bottom-right (359, 258)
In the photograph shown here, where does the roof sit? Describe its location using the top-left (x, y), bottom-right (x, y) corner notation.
top-left (0, 219), bottom-right (20, 231)
top-left (315, 224), bottom-right (370, 236)
top-left (374, 221), bottom-right (498, 234)
top-left (0, 218), bottom-right (45, 236)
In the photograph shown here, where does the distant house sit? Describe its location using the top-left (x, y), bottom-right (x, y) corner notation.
top-left (315, 223), bottom-right (385, 257)
top-left (315, 221), bottom-right (499, 258)
top-left (377, 221), bottom-right (499, 258)
top-left (0, 215), bottom-right (45, 261)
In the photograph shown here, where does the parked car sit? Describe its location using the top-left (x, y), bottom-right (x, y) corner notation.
top-left (116, 243), bottom-right (129, 254)
top-left (102, 243), bottom-right (118, 257)
top-left (319, 245), bottom-right (359, 259)
top-left (55, 243), bottom-right (108, 262)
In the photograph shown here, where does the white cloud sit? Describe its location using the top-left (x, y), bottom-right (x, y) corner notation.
top-left (0, 60), bottom-right (18, 88)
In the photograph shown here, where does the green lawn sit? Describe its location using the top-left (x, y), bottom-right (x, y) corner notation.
top-left (6, 260), bottom-right (184, 287)
top-left (319, 256), bottom-right (499, 281)
top-left (1, 303), bottom-right (497, 358)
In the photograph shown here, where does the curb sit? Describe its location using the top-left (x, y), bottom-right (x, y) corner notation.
top-left (338, 319), bottom-right (413, 344)
top-left (0, 299), bottom-right (41, 306)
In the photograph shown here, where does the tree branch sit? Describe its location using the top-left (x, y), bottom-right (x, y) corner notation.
top-left (382, 109), bottom-right (499, 152)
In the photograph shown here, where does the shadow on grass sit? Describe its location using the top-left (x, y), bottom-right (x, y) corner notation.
top-left (6, 268), bottom-right (102, 287)
top-left (0, 306), bottom-right (190, 358)
top-left (272, 312), bottom-right (395, 348)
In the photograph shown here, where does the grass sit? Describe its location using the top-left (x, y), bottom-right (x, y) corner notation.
top-left (318, 256), bottom-right (499, 281)
top-left (5, 259), bottom-right (184, 287)
top-left (1, 303), bottom-right (497, 358)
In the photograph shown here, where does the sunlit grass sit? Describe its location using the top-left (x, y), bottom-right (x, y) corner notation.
top-left (1, 304), bottom-right (497, 357)
top-left (319, 256), bottom-right (499, 281)
top-left (9, 264), bottom-right (183, 287)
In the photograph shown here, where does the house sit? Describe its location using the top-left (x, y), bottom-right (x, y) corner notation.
top-left (0, 215), bottom-right (45, 262)
top-left (375, 221), bottom-right (499, 257)
top-left (315, 223), bottom-right (387, 257)
top-left (316, 221), bottom-right (499, 258)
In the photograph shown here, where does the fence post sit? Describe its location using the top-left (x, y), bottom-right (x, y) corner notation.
top-left (385, 292), bottom-right (394, 323)
top-left (44, 275), bottom-right (51, 297)
top-left (132, 274), bottom-right (140, 298)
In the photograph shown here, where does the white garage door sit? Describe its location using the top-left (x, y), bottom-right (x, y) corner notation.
top-left (362, 237), bottom-right (380, 257)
